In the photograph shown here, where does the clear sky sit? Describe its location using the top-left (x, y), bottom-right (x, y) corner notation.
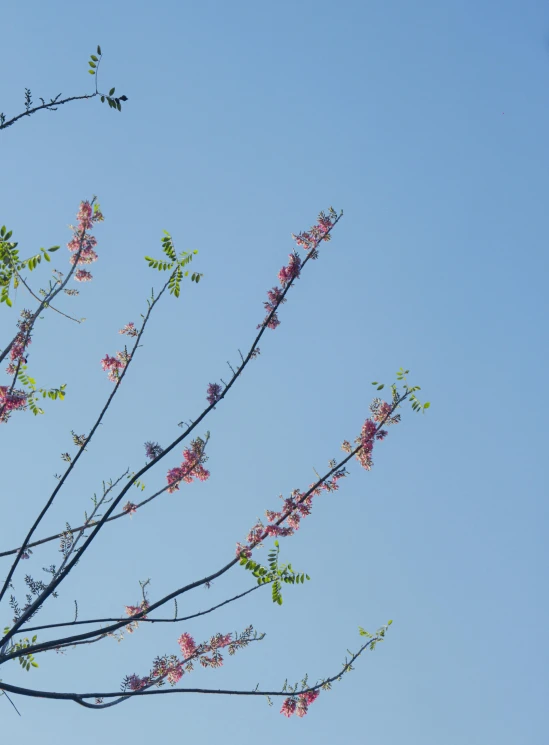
top-left (1, 1), bottom-right (548, 743)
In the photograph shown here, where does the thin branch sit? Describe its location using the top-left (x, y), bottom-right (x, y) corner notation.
top-left (0, 269), bottom-right (173, 612)
top-left (1, 215), bottom-right (343, 644)
top-left (2, 395), bottom-right (402, 658)
top-left (1, 690), bottom-right (22, 716)
top-left (0, 93), bottom-right (97, 131)
top-left (0, 634), bottom-right (382, 708)
top-left (0, 440), bottom-right (209, 559)
top-left (21, 583), bottom-right (265, 635)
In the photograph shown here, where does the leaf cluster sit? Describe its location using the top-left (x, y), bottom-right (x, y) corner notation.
top-left (145, 231), bottom-right (202, 298)
top-left (239, 540), bottom-right (310, 605)
top-left (2, 629), bottom-right (39, 672)
top-left (371, 368), bottom-right (431, 413)
top-left (0, 225), bottom-right (60, 307)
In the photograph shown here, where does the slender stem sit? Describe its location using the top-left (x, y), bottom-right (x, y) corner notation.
top-left (1, 394), bottom-right (402, 659)
top-left (1, 216), bottom-right (342, 644)
top-left (0, 93), bottom-right (97, 131)
top-left (20, 584), bottom-right (265, 635)
top-left (0, 634), bottom-right (381, 708)
top-left (0, 272), bottom-right (172, 611)
top-left (0, 443), bottom-right (207, 559)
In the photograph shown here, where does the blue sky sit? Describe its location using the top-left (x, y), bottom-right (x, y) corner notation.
top-left (1, 0), bottom-right (548, 742)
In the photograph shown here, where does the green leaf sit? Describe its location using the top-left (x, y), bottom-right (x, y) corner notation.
top-left (91, 55), bottom-right (99, 62)
top-left (377, 384), bottom-right (384, 390)
top-left (97, 45), bottom-right (102, 55)
top-left (109, 87), bottom-right (115, 96)
top-left (88, 61), bottom-right (97, 68)
top-left (89, 70), bottom-right (95, 75)
top-left (423, 402), bottom-right (430, 409)
top-left (48, 245), bottom-right (60, 252)
top-left (43, 252), bottom-right (50, 262)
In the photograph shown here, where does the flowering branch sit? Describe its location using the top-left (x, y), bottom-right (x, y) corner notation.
top-left (1, 386), bottom-right (410, 658)
top-left (1, 210), bottom-right (343, 644)
top-left (0, 626), bottom-right (389, 713)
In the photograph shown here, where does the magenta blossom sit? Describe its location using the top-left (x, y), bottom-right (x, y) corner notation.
top-left (101, 350), bottom-right (131, 382)
top-left (74, 269), bottom-right (93, 282)
top-left (119, 322), bottom-right (139, 337)
top-left (278, 252), bottom-right (302, 286)
top-left (0, 386), bottom-right (27, 423)
top-left (166, 437), bottom-right (210, 493)
top-left (207, 382), bottom-right (222, 405)
top-left (178, 632), bottom-right (197, 659)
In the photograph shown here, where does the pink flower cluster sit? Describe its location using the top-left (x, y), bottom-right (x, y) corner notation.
top-left (5, 309), bottom-right (33, 375)
top-left (67, 201), bottom-right (103, 283)
top-left (123, 501), bottom-right (137, 516)
top-left (278, 252), bottom-right (301, 287)
top-left (281, 690), bottom-right (320, 718)
top-left (292, 212), bottom-right (334, 251)
top-left (258, 210), bottom-right (335, 332)
top-left (236, 471), bottom-right (347, 557)
top-left (355, 419), bottom-right (377, 471)
top-left (345, 399), bottom-right (400, 471)
top-left (100, 350), bottom-right (131, 382)
top-left (257, 286), bottom-right (285, 331)
top-left (0, 386), bottom-right (27, 423)
top-left (124, 626), bottom-right (254, 695)
top-left (124, 600), bottom-right (149, 633)
top-left (178, 631), bottom-right (232, 668)
top-left (206, 382), bottom-right (222, 406)
top-left (177, 632), bottom-right (196, 659)
top-left (119, 322), bottom-right (139, 337)
top-left (166, 437), bottom-right (210, 493)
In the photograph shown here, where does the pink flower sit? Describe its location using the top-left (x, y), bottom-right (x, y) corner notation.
top-left (278, 252), bottom-right (302, 286)
top-left (119, 322), bottom-right (139, 337)
top-left (178, 633), bottom-right (197, 659)
top-left (77, 201), bottom-right (93, 231)
top-left (101, 351), bottom-right (130, 382)
top-left (210, 632), bottom-right (232, 649)
top-left (206, 382), bottom-right (222, 406)
top-left (125, 602), bottom-right (148, 619)
top-left (123, 502), bottom-right (137, 516)
top-left (166, 438), bottom-right (210, 493)
top-left (301, 690), bottom-right (319, 705)
top-left (126, 674), bottom-right (146, 691)
top-left (280, 697), bottom-right (297, 717)
top-left (0, 386), bottom-right (27, 423)
top-left (236, 542), bottom-right (252, 559)
top-left (258, 287), bottom-right (285, 330)
top-left (74, 269), bottom-right (93, 282)
top-left (166, 664), bottom-right (184, 684)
